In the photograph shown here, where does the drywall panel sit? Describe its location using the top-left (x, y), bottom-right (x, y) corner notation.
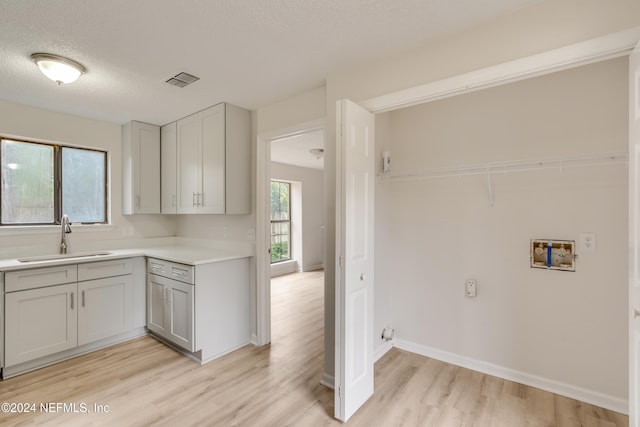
top-left (380, 58), bottom-right (628, 402)
top-left (257, 86), bottom-right (325, 136)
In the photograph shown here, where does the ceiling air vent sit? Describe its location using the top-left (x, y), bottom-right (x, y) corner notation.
top-left (165, 72), bottom-right (200, 88)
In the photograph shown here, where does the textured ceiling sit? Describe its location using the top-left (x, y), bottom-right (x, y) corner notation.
top-left (0, 0), bottom-right (542, 126)
top-left (271, 129), bottom-right (325, 170)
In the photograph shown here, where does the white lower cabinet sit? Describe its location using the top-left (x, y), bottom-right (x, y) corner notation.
top-left (147, 273), bottom-right (194, 351)
top-left (78, 275), bottom-right (133, 346)
top-left (3, 257), bottom-right (141, 376)
top-left (147, 256), bottom-right (250, 363)
top-left (5, 283), bottom-right (78, 366)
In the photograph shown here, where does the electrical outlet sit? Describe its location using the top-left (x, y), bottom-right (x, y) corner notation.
top-left (465, 279), bottom-right (477, 297)
top-left (580, 233), bottom-right (596, 252)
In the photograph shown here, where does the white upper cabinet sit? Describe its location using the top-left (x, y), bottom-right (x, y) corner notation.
top-left (175, 103), bottom-right (251, 215)
top-left (122, 121), bottom-right (161, 214)
top-left (161, 122), bottom-right (177, 214)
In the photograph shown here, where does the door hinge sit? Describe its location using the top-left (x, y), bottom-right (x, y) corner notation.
top-left (339, 386), bottom-right (343, 398)
top-left (339, 255), bottom-right (343, 267)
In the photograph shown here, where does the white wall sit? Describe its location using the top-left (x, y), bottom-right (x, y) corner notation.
top-left (271, 162), bottom-right (325, 272)
top-left (323, 0), bottom-right (639, 386)
top-left (0, 99), bottom-right (176, 255)
top-left (256, 87), bottom-right (325, 136)
top-left (378, 58), bottom-right (628, 404)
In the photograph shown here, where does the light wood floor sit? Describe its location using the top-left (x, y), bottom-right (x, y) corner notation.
top-left (0, 270), bottom-right (628, 426)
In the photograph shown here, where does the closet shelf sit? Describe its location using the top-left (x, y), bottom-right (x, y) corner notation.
top-left (378, 151), bottom-right (628, 182)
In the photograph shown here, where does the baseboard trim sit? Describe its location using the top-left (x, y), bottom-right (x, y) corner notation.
top-left (270, 260), bottom-right (298, 277)
top-left (321, 372), bottom-right (334, 389)
top-left (250, 333), bottom-right (258, 346)
top-left (300, 263), bottom-right (324, 272)
top-left (374, 341), bottom-right (393, 362)
top-left (393, 339), bottom-right (628, 415)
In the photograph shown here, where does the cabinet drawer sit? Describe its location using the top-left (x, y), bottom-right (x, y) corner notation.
top-left (78, 259), bottom-right (133, 281)
top-left (148, 258), bottom-right (194, 284)
top-left (5, 265), bottom-right (78, 292)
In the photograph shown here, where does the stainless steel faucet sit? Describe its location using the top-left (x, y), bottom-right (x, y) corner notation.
top-left (60, 215), bottom-right (72, 254)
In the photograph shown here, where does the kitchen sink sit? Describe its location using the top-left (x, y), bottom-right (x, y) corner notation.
top-left (17, 251), bottom-right (113, 263)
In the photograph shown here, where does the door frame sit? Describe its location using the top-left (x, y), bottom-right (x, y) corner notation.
top-left (255, 119), bottom-right (325, 346)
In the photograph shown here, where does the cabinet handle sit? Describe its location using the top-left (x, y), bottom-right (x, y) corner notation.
top-left (136, 194), bottom-right (141, 209)
top-left (192, 192), bottom-right (196, 207)
top-left (70, 292), bottom-right (74, 310)
top-left (82, 290), bottom-right (85, 308)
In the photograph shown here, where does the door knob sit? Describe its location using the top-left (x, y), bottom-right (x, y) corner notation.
top-left (635, 309), bottom-right (640, 319)
top-left (360, 273), bottom-right (366, 281)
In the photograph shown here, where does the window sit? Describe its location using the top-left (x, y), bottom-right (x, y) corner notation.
top-left (270, 180), bottom-right (291, 263)
top-left (0, 138), bottom-right (107, 225)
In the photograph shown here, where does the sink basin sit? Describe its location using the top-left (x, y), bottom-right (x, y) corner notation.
top-left (17, 251), bottom-right (113, 263)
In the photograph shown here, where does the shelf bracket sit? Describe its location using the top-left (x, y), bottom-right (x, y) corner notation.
top-left (486, 169), bottom-right (494, 207)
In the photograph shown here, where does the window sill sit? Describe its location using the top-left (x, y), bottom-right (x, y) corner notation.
top-left (0, 224), bottom-right (114, 235)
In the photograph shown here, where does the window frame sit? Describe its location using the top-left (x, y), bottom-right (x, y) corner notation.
top-left (270, 180), bottom-right (292, 264)
top-left (0, 136), bottom-right (108, 226)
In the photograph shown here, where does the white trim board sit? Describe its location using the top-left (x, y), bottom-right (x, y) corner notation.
top-left (300, 263), bottom-right (324, 273)
top-left (321, 372), bottom-right (335, 390)
top-left (393, 339), bottom-right (628, 415)
top-left (362, 27), bottom-right (640, 114)
top-left (374, 341), bottom-right (393, 363)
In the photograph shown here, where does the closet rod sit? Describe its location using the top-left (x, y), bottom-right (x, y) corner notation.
top-left (378, 151), bottom-right (628, 182)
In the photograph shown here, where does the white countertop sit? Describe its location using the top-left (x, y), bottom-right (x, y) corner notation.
top-left (0, 244), bottom-right (252, 271)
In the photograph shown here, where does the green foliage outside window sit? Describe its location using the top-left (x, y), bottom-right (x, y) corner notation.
top-left (270, 181), bottom-right (291, 263)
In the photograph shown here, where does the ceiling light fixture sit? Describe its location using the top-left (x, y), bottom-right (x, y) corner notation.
top-left (31, 53), bottom-right (86, 85)
top-left (309, 148), bottom-right (324, 160)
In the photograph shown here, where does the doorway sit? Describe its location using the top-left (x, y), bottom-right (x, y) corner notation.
top-left (256, 123), bottom-right (326, 347)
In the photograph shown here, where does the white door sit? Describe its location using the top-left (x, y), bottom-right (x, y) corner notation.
top-left (147, 275), bottom-right (168, 336)
top-left (630, 40), bottom-right (640, 427)
top-left (5, 283), bottom-right (77, 366)
top-left (176, 114), bottom-right (201, 214)
top-left (335, 99), bottom-right (375, 421)
top-left (78, 275), bottom-right (133, 346)
top-left (200, 104), bottom-right (226, 214)
top-left (167, 280), bottom-right (194, 352)
top-left (161, 122), bottom-right (178, 214)
top-left (133, 121), bottom-right (161, 214)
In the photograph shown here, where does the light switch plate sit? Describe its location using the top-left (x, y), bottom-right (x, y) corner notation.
top-left (579, 233), bottom-right (596, 252)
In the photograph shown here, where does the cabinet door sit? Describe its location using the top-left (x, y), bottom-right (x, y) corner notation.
top-left (161, 122), bottom-right (177, 214)
top-left (200, 104), bottom-right (225, 214)
top-left (122, 121), bottom-right (160, 214)
top-left (146, 274), bottom-right (194, 351)
top-left (5, 283), bottom-right (77, 366)
top-left (147, 275), bottom-right (168, 336)
top-left (166, 280), bottom-right (195, 351)
top-left (78, 275), bottom-right (133, 346)
top-left (176, 114), bottom-right (201, 214)
top-left (134, 121), bottom-right (161, 213)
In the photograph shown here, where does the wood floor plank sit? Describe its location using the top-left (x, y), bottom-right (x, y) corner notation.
top-left (0, 270), bottom-right (628, 426)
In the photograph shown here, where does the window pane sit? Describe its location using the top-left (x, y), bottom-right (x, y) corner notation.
top-left (62, 147), bottom-right (106, 223)
top-left (270, 181), bottom-right (290, 221)
top-left (1, 139), bottom-right (54, 224)
top-left (270, 180), bottom-right (291, 263)
top-left (271, 221), bottom-right (290, 263)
